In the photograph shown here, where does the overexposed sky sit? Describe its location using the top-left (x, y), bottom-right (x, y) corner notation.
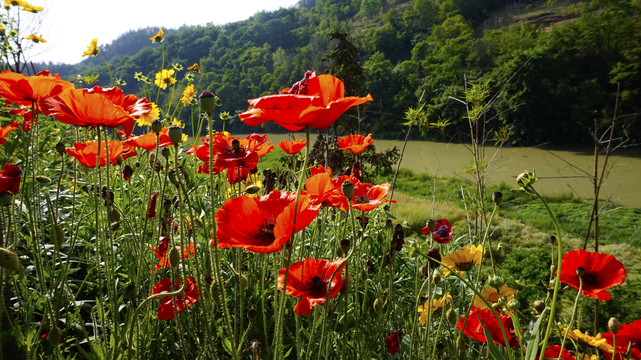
top-left (21, 0), bottom-right (299, 65)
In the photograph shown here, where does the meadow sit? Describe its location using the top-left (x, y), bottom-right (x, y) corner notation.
top-left (1, 27), bottom-right (640, 360)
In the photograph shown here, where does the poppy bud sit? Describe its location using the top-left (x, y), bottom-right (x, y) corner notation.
top-left (360, 269), bottom-right (368, 281)
top-left (161, 147), bottom-right (171, 159)
top-left (110, 222), bottom-right (120, 231)
top-left (426, 247), bottom-right (441, 269)
top-left (0, 192), bottom-right (13, 206)
top-left (115, 156), bottom-right (123, 166)
top-left (36, 175), bottom-right (51, 184)
top-left (125, 284), bottom-right (137, 299)
top-left (168, 167), bottom-right (180, 186)
top-left (492, 302), bottom-right (502, 311)
top-left (533, 300), bottom-right (546, 312)
top-left (168, 125), bottom-right (183, 145)
top-left (52, 223), bottom-right (65, 250)
top-left (55, 142), bottom-right (66, 155)
top-left (342, 275), bottom-right (352, 293)
top-left (576, 266), bottom-right (585, 277)
top-left (549, 235), bottom-right (557, 244)
top-left (516, 170), bottom-right (537, 188)
top-left (47, 327), bottom-right (62, 347)
top-left (199, 91), bottom-right (218, 117)
top-left (251, 341), bottom-right (260, 360)
top-left (247, 308), bottom-right (258, 320)
top-left (487, 275), bottom-right (503, 289)
top-left (446, 308), bottom-right (458, 324)
top-left (0, 247), bottom-right (20, 271)
top-left (169, 247), bottom-right (180, 267)
top-left (432, 270), bottom-right (441, 285)
top-left (245, 185), bottom-right (261, 195)
top-left (341, 180), bottom-right (354, 198)
top-left (122, 164), bottom-right (134, 180)
top-left (492, 191), bottom-right (503, 205)
top-left (340, 239), bottom-right (350, 254)
top-left (373, 298), bottom-right (384, 314)
top-left (507, 299), bottom-right (520, 310)
top-left (231, 139), bottom-right (240, 151)
top-left (550, 263), bottom-right (557, 274)
top-left (608, 317), bottom-right (620, 334)
top-left (241, 274), bottom-right (249, 288)
top-left (151, 119), bottom-right (163, 133)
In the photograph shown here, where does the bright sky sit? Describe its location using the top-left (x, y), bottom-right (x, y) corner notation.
top-left (22, 0), bottom-right (300, 65)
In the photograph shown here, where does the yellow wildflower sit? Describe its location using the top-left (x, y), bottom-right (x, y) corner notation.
top-left (180, 84), bottom-right (195, 106)
top-left (171, 118), bottom-right (185, 128)
top-left (20, 2), bottom-right (42, 12)
top-left (136, 102), bottom-right (159, 127)
top-left (474, 284), bottom-right (516, 309)
top-left (441, 245), bottom-right (483, 276)
top-left (25, 34), bottom-right (46, 43)
top-left (4, 0), bottom-right (27, 6)
top-left (187, 63), bottom-right (202, 72)
top-left (418, 292), bottom-right (451, 325)
top-left (154, 69), bottom-right (176, 90)
top-left (82, 38), bottom-right (99, 57)
top-left (150, 28), bottom-right (164, 43)
top-left (561, 328), bottom-right (613, 353)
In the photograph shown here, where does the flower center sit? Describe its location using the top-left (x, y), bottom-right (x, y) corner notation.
top-left (581, 272), bottom-right (597, 284)
top-left (255, 221), bottom-right (276, 245)
top-left (309, 275), bottom-right (327, 297)
top-left (353, 196), bottom-right (371, 204)
top-left (455, 261), bottom-right (476, 272)
top-left (434, 225), bottom-right (449, 238)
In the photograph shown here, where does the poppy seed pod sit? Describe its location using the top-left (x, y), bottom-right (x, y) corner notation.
top-left (199, 91), bottom-right (218, 116)
top-left (432, 270), bottom-right (441, 285)
top-left (373, 298), bottom-right (384, 314)
top-left (115, 155), bottom-right (123, 166)
top-left (0, 247), bottom-right (20, 271)
top-left (507, 299), bottom-right (520, 310)
top-left (169, 247), bottom-right (180, 268)
top-left (426, 219), bottom-right (436, 232)
top-left (47, 327), bottom-right (62, 347)
top-left (151, 119), bottom-right (163, 133)
top-left (341, 180), bottom-right (354, 198)
top-left (55, 142), bottom-right (66, 155)
top-left (492, 191), bottom-right (503, 205)
top-left (161, 147), bottom-right (170, 159)
top-left (340, 239), bottom-right (350, 254)
top-left (608, 317), bottom-right (620, 334)
top-left (168, 125), bottom-right (182, 145)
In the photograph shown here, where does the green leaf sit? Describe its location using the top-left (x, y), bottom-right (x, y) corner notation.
top-left (525, 308), bottom-right (548, 360)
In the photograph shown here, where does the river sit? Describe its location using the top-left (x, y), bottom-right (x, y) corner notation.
top-left (258, 134), bottom-right (641, 208)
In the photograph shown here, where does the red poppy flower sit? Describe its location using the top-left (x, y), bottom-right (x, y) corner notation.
top-left (210, 132), bottom-right (271, 170)
top-left (41, 88), bottom-right (136, 135)
top-left (456, 306), bottom-right (517, 347)
top-left (125, 127), bottom-right (175, 150)
top-left (304, 172), bottom-right (337, 208)
top-left (543, 345), bottom-right (576, 360)
top-left (278, 139), bottom-right (306, 154)
top-left (239, 71), bottom-right (373, 131)
top-left (386, 329), bottom-right (403, 355)
top-left (277, 257), bottom-right (345, 316)
top-left (151, 237), bottom-right (197, 273)
top-left (215, 190), bottom-right (319, 253)
top-left (603, 318), bottom-right (641, 360)
top-left (421, 219), bottom-right (455, 244)
top-left (122, 165), bottom-right (134, 180)
top-left (0, 163), bottom-right (22, 194)
top-left (84, 86), bottom-right (153, 121)
top-left (343, 181), bottom-right (395, 212)
top-left (147, 191), bottom-right (160, 219)
top-left (310, 164), bottom-right (331, 176)
top-left (559, 249), bottom-right (626, 301)
top-left (65, 140), bottom-right (136, 168)
top-left (0, 70), bottom-right (73, 107)
top-left (152, 277), bottom-right (200, 320)
top-left (337, 133), bottom-right (373, 154)
top-left (0, 121), bottom-right (19, 144)
top-left (186, 140), bottom-right (223, 175)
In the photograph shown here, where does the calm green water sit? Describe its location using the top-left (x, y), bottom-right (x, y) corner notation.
top-left (261, 134), bottom-right (641, 208)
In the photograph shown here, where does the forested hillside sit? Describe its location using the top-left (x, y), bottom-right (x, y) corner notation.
top-left (39, 0), bottom-right (641, 145)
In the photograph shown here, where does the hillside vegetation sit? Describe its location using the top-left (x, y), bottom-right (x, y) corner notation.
top-left (40, 0), bottom-right (641, 146)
